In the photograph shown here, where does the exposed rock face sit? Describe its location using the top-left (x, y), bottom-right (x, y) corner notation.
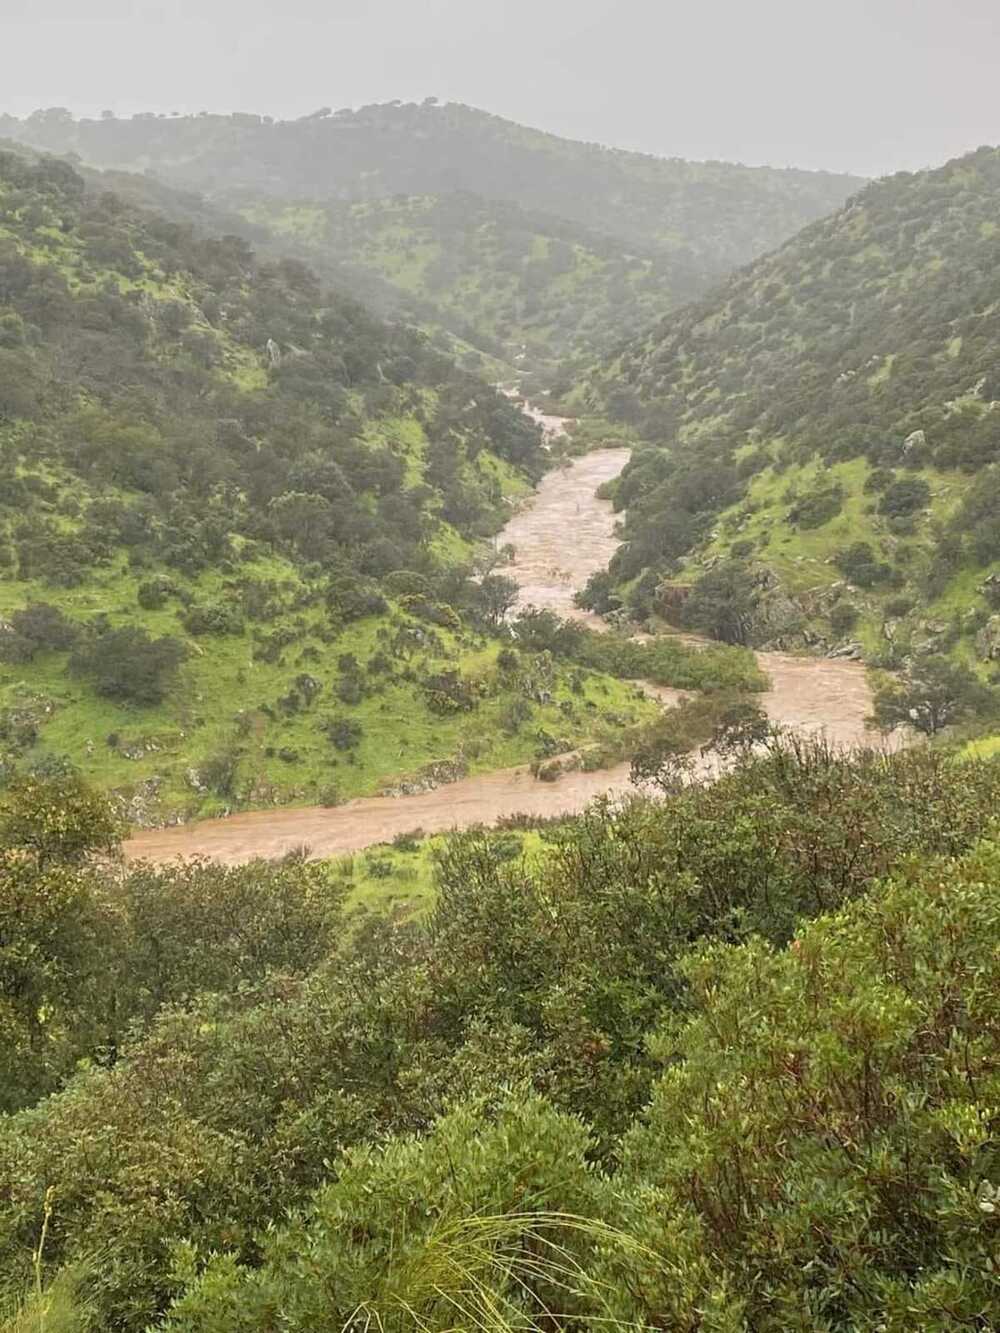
top-left (110, 777), bottom-right (179, 829)
top-left (827, 641), bottom-right (865, 660)
top-left (752, 588), bottom-right (804, 646)
top-left (976, 615), bottom-right (1000, 661)
top-left (380, 758), bottom-right (469, 798)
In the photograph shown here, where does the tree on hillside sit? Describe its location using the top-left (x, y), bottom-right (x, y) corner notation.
top-left (869, 655), bottom-right (993, 736)
top-left (680, 561), bottom-right (759, 646)
top-left (471, 573), bottom-right (519, 628)
top-left (71, 625), bottom-right (187, 706)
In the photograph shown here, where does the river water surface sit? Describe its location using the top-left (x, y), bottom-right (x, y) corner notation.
top-left (125, 447), bottom-right (878, 865)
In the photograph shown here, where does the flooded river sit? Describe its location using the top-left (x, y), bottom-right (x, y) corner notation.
top-left (124, 445), bottom-right (878, 865)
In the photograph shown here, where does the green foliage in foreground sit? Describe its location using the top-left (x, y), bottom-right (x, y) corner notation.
top-left (2, 743), bottom-right (1000, 1329)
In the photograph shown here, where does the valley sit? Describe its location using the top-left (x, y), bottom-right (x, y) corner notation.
top-left (5, 54), bottom-right (1000, 1330)
top-left (124, 441), bottom-right (879, 864)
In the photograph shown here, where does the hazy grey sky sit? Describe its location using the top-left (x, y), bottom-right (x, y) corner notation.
top-left (5, 0), bottom-right (999, 176)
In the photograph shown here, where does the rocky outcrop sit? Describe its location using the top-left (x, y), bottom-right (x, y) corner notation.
top-left (752, 587), bottom-right (805, 647)
top-left (976, 615), bottom-right (1000, 661)
top-left (380, 758), bottom-right (469, 798)
top-left (827, 641), bottom-right (864, 661)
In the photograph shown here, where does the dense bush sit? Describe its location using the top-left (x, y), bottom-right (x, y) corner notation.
top-left (834, 541), bottom-right (897, 588)
top-left (70, 625), bottom-right (187, 705)
top-left (3, 745), bottom-right (1000, 1327)
top-left (678, 560), bottom-right (759, 645)
top-left (829, 600), bottom-right (859, 635)
top-left (180, 600), bottom-right (245, 636)
top-left (787, 480), bottom-right (844, 528)
top-left (878, 474), bottom-right (931, 517)
top-left (323, 716), bottom-right (363, 751)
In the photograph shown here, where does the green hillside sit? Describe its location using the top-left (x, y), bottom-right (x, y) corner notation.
top-left (0, 146), bottom-right (683, 821)
top-left (240, 192), bottom-right (694, 377)
top-left (582, 146), bottom-right (1000, 701)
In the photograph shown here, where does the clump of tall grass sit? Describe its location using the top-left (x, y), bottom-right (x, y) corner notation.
top-left (343, 1210), bottom-right (660, 1332)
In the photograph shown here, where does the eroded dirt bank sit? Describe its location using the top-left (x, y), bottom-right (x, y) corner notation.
top-left (125, 447), bottom-right (878, 865)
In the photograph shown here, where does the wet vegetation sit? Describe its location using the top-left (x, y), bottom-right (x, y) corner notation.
top-left (0, 147), bottom-right (709, 817)
top-left (5, 89), bottom-right (1000, 1333)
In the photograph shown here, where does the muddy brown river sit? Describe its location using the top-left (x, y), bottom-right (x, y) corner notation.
top-left (125, 447), bottom-right (879, 865)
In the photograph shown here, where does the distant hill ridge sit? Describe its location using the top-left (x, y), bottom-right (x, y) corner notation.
top-left (2, 103), bottom-right (862, 379)
top-left (1, 102), bottom-right (862, 268)
top-left (0, 142), bottom-right (666, 818)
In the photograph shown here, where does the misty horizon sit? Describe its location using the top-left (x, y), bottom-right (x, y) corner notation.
top-left (5, 0), bottom-right (1000, 179)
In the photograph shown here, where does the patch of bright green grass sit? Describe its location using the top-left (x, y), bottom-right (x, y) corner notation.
top-left (960, 735), bottom-right (1000, 761)
top-left (0, 543), bottom-right (659, 823)
top-left (333, 827), bottom-right (550, 917)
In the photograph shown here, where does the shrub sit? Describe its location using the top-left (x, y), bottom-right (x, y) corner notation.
top-left (70, 626), bottom-right (187, 705)
top-left (198, 749), bottom-right (242, 799)
top-left (787, 482), bottom-right (844, 529)
top-left (181, 600), bottom-right (244, 636)
top-left (10, 603), bottom-right (78, 652)
top-left (878, 475), bottom-right (931, 517)
top-left (325, 574), bottom-right (387, 624)
top-left (680, 561), bottom-right (759, 645)
top-left (336, 676), bottom-right (364, 706)
top-left (829, 601), bottom-right (859, 635)
top-left (863, 466), bottom-right (895, 493)
top-left (323, 717), bottom-right (363, 752)
top-left (0, 627), bottom-right (35, 665)
top-left (136, 577), bottom-right (178, 610)
top-left (834, 541), bottom-right (895, 588)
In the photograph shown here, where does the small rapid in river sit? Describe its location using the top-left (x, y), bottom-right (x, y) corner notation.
top-left (125, 441), bottom-right (879, 865)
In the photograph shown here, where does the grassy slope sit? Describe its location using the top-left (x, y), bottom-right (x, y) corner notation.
top-left (687, 454), bottom-right (987, 661)
top-left (0, 548), bottom-right (654, 822)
